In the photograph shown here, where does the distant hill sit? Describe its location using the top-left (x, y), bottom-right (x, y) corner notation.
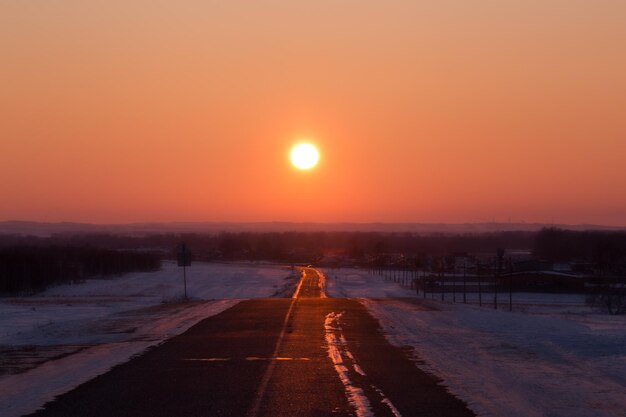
top-left (0, 220), bottom-right (624, 237)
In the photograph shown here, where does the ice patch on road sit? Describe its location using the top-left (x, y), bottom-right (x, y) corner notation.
top-left (316, 269), bottom-right (328, 298)
top-left (324, 311), bottom-right (402, 417)
top-left (381, 397), bottom-right (402, 417)
top-left (352, 363), bottom-right (367, 376)
top-left (325, 311), bottom-right (374, 417)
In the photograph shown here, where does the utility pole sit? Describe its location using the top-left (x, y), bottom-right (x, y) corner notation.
top-left (177, 242), bottom-right (191, 300)
top-left (508, 256), bottom-right (513, 312)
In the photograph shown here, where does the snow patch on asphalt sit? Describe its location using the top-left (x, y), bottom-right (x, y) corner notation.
top-left (315, 268), bottom-right (328, 298)
top-left (375, 386), bottom-right (402, 417)
top-left (325, 312), bottom-right (374, 417)
top-left (324, 311), bottom-right (402, 417)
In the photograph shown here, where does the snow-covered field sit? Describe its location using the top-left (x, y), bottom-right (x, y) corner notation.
top-left (325, 268), bottom-right (626, 417)
top-left (0, 261), bottom-right (295, 417)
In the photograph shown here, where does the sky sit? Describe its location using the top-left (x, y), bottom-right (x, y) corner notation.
top-left (1, 1), bottom-right (625, 225)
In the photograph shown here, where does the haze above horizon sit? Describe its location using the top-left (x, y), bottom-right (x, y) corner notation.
top-left (2, 1), bottom-right (625, 225)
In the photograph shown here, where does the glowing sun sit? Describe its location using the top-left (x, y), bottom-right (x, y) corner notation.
top-left (290, 143), bottom-right (319, 170)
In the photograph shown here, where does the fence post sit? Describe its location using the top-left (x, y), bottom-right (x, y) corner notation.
top-left (493, 257), bottom-right (498, 310)
top-left (441, 268), bottom-right (445, 301)
top-left (477, 263), bottom-right (482, 307)
top-left (463, 263), bottom-right (467, 304)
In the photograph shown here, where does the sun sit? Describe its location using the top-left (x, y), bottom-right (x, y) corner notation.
top-left (290, 143), bottom-right (319, 170)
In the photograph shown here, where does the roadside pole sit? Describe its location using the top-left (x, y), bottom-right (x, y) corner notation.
top-left (509, 257), bottom-right (513, 312)
top-left (177, 242), bottom-right (192, 300)
top-left (493, 257), bottom-right (498, 310)
top-left (495, 248), bottom-right (504, 311)
top-left (463, 262), bottom-right (467, 304)
top-left (477, 262), bottom-right (482, 307)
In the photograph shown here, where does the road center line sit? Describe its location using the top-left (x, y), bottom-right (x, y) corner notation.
top-left (246, 269), bottom-right (305, 417)
top-left (292, 269), bottom-right (305, 299)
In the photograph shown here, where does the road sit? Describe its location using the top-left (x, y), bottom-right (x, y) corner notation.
top-left (28, 269), bottom-right (475, 417)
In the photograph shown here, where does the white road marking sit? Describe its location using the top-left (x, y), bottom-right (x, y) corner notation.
top-left (292, 269), bottom-right (305, 299)
top-left (246, 270), bottom-right (305, 417)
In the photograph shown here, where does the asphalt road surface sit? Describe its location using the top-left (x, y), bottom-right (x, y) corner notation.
top-left (28, 268), bottom-right (475, 417)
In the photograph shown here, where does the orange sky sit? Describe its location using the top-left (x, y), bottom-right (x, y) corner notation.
top-left (1, 1), bottom-right (625, 225)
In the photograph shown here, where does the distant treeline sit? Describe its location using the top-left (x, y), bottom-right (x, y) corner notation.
top-left (199, 231), bottom-right (538, 262)
top-left (1, 228), bottom-right (625, 268)
top-left (0, 230), bottom-right (537, 263)
top-left (0, 246), bottom-right (161, 295)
